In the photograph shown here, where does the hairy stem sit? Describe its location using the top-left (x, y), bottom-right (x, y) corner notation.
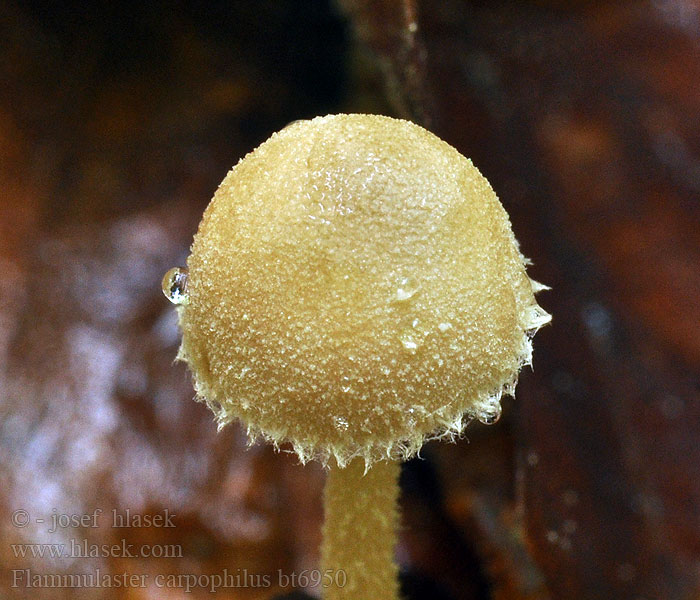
top-left (321, 459), bottom-right (400, 600)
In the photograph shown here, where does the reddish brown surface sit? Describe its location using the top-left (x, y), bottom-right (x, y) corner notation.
top-left (1, 1), bottom-right (698, 599)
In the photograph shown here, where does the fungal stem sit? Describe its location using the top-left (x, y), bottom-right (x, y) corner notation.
top-left (321, 459), bottom-right (400, 600)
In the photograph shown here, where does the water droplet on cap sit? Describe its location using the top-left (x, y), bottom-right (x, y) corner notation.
top-left (476, 402), bottom-right (502, 425)
top-left (162, 267), bottom-right (189, 305)
top-left (395, 277), bottom-right (419, 302)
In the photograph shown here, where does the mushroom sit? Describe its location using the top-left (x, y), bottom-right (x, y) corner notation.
top-left (163, 114), bottom-right (550, 599)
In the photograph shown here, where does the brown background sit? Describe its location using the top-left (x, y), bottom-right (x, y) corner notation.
top-left (0, 1), bottom-right (698, 599)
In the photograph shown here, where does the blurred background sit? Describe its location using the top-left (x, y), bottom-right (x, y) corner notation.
top-left (1, 0), bottom-right (698, 598)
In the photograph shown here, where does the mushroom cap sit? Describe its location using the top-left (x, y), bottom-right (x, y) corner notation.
top-left (177, 114), bottom-right (549, 466)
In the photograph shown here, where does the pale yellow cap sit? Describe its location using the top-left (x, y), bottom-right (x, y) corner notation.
top-left (177, 114), bottom-right (549, 466)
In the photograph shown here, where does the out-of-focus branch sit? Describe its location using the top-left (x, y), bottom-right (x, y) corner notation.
top-left (338, 0), bottom-right (434, 126)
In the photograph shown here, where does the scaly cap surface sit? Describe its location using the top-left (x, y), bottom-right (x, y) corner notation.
top-left (177, 114), bottom-right (550, 466)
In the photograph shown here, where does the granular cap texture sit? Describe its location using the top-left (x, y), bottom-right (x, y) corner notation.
top-left (178, 114), bottom-right (549, 466)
